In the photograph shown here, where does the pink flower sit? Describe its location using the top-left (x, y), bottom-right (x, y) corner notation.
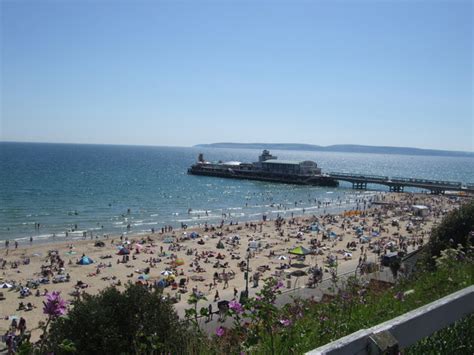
top-left (43, 291), bottom-right (67, 317)
top-left (279, 318), bottom-right (291, 327)
top-left (255, 295), bottom-right (262, 301)
top-left (229, 300), bottom-right (244, 314)
top-left (216, 326), bottom-right (225, 337)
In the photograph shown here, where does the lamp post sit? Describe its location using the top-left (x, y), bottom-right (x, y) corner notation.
top-left (240, 248), bottom-right (250, 304)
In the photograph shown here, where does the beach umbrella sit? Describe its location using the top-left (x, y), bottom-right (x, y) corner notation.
top-left (289, 246), bottom-right (311, 256)
top-left (174, 259), bottom-right (185, 266)
top-left (190, 232), bottom-right (198, 238)
top-left (117, 248), bottom-right (130, 255)
top-left (0, 282), bottom-right (13, 288)
top-left (291, 263), bottom-right (308, 269)
top-left (78, 256), bottom-right (93, 265)
top-left (276, 255), bottom-right (288, 261)
top-left (155, 279), bottom-right (166, 288)
top-left (161, 270), bottom-right (174, 277)
top-left (290, 270), bottom-right (308, 277)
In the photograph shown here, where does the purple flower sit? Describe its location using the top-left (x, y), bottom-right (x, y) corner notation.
top-left (255, 295), bottom-right (262, 301)
top-left (279, 318), bottom-right (291, 327)
top-left (341, 292), bottom-right (350, 301)
top-left (272, 280), bottom-right (284, 292)
top-left (229, 300), bottom-right (244, 314)
top-left (216, 326), bottom-right (225, 337)
top-left (394, 291), bottom-right (404, 301)
top-left (43, 291), bottom-right (67, 317)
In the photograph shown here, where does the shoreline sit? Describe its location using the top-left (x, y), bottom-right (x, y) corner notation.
top-left (2, 190), bottom-right (383, 247)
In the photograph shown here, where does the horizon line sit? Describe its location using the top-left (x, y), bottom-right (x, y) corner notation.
top-left (1, 139), bottom-right (473, 154)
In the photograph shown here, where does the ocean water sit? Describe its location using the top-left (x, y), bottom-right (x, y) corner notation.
top-left (1, 142), bottom-right (473, 243)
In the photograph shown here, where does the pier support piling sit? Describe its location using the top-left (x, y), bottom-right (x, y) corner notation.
top-left (389, 185), bottom-right (404, 193)
top-left (352, 182), bottom-right (367, 190)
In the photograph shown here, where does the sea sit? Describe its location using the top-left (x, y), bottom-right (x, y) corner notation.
top-left (1, 142), bottom-right (473, 244)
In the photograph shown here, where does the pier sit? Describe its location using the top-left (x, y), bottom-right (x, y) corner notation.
top-left (328, 172), bottom-right (474, 194)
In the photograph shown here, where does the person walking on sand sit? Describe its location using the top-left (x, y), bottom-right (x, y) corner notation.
top-left (214, 290), bottom-right (220, 302)
top-left (223, 273), bottom-right (229, 289)
top-left (208, 304), bottom-right (213, 321)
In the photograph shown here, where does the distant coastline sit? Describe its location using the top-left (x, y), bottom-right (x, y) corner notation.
top-left (195, 143), bottom-right (474, 158)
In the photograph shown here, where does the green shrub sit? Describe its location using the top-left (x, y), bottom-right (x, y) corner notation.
top-left (423, 200), bottom-right (474, 267)
top-left (46, 284), bottom-right (195, 354)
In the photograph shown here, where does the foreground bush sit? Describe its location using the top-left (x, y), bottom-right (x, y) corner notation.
top-left (423, 200), bottom-right (474, 266)
top-left (46, 285), bottom-right (195, 354)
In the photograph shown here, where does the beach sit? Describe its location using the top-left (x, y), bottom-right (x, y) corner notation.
top-left (0, 192), bottom-right (463, 340)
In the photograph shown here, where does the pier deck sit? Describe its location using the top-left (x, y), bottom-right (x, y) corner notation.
top-left (328, 172), bottom-right (474, 194)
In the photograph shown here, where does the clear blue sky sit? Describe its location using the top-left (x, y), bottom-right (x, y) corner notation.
top-left (1, 0), bottom-right (472, 151)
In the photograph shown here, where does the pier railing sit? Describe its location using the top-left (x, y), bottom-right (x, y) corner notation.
top-left (306, 285), bottom-right (474, 355)
top-left (328, 172), bottom-right (472, 193)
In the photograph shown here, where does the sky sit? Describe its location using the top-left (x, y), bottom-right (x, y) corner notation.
top-left (1, 0), bottom-right (472, 151)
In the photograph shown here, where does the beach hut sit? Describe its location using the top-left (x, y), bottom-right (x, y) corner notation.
top-left (276, 255), bottom-right (288, 261)
top-left (161, 270), bottom-right (174, 277)
top-left (77, 256), bottom-right (93, 265)
top-left (289, 246), bottom-right (311, 256)
top-left (0, 282), bottom-right (13, 288)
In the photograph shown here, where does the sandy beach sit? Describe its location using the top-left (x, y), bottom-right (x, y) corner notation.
top-left (0, 192), bottom-right (463, 340)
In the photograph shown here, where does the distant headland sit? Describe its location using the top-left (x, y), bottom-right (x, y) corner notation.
top-left (194, 143), bottom-right (474, 158)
